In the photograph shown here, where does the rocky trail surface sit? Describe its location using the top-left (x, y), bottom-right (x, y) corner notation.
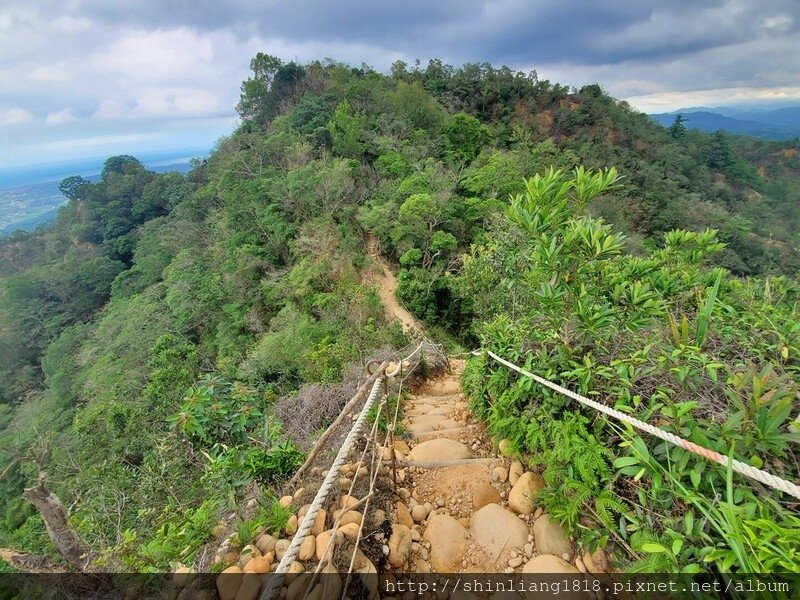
top-left (377, 360), bottom-right (612, 582)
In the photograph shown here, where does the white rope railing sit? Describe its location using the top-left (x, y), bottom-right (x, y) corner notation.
top-left (259, 376), bottom-right (385, 600)
top-left (480, 349), bottom-right (800, 500)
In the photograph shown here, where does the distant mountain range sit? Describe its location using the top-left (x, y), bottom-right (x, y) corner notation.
top-left (649, 106), bottom-right (800, 140)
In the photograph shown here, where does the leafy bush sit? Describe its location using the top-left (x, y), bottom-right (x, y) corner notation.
top-left (460, 168), bottom-right (800, 572)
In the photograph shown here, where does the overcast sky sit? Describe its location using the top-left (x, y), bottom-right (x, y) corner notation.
top-left (1, 0), bottom-right (799, 169)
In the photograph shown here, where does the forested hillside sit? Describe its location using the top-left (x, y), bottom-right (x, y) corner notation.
top-left (1, 56), bottom-right (798, 574)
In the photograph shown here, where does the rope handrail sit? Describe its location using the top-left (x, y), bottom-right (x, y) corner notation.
top-left (261, 341), bottom-right (434, 599)
top-left (260, 375), bottom-right (385, 600)
top-left (479, 349), bottom-right (800, 500)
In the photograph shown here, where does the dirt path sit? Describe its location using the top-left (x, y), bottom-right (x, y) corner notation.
top-left (366, 237), bottom-right (425, 335)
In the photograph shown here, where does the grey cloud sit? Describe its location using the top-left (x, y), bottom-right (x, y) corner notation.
top-left (1, 0), bottom-right (799, 166)
top-left (70, 0), bottom-right (799, 67)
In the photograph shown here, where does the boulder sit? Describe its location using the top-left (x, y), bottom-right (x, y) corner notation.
top-left (508, 472), bottom-right (545, 514)
top-left (394, 440), bottom-right (411, 453)
top-left (285, 514), bottom-right (298, 536)
top-left (533, 514), bottom-right (572, 559)
top-left (406, 414), bottom-right (446, 434)
top-left (286, 573), bottom-right (314, 600)
top-left (310, 508), bottom-right (327, 536)
top-left (216, 566), bottom-right (243, 600)
top-left (312, 565), bottom-right (342, 600)
top-left (423, 514), bottom-right (466, 572)
top-left (407, 439), bottom-right (472, 462)
top-left (522, 554), bottom-right (579, 574)
top-left (388, 524), bottom-right (413, 567)
top-left (298, 535), bottom-right (315, 561)
top-left (339, 495), bottom-right (358, 510)
top-left (395, 502), bottom-right (414, 528)
top-left (340, 510), bottom-right (362, 527)
top-left (274, 539), bottom-right (289, 560)
top-left (470, 504), bottom-right (528, 563)
top-left (411, 504), bottom-right (428, 523)
top-left (472, 483), bottom-right (501, 509)
top-left (508, 460), bottom-right (524, 485)
top-left (255, 533), bottom-right (276, 555)
top-left (339, 522), bottom-right (360, 539)
top-left (498, 438), bottom-right (511, 456)
top-left (582, 547), bottom-right (611, 573)
top-left (243, 555), bottom-right (272, 574)
top-left (352, 548), bottom-right (379, 598)
top-left (315, 530), bottom-right (334, 562)
top-left (492, 466), bottom-right (509, 483)
top-left (235, 573), bottom-right (261, 600)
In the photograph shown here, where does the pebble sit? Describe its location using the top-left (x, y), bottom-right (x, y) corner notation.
top-left (508, 557), bottom-right (523, 568)
top-left (534, 507), bottom-right (544, 519)
top-left (436, 498), bottom-right (444, 507)
top-left (382, 545), bottom-right (390, 556)
top-left (524, 543), bottom-right (534, 557)
top-left (562, 553), bottom-right (571, 561)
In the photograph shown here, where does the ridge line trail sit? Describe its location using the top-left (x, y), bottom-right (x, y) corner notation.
top-left (365, 242), bottom-right (611, 581)
top-left (366, 236), bottom-right (425, 335)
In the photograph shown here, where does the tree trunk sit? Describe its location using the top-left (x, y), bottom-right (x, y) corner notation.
top-left (22, 472), bottom-right (91, 570)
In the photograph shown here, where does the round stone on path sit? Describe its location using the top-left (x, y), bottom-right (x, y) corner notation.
top-left (407, 439), bottom-right (472, 462)
top-left (508, 472), bottom-right (545, 515)
top-left (297, 535), bottom-right (315, 561)
top-left (523, 554), bottom-right (578, 574)
top-left (472, 483), bottom-right (501, 509)
top-left (469, 504), bottom-right (529, 564)
top-left (395, 502), bottom-right (414, 528)
top-left (533, 514), bottom-right (573, 559)
top-left (388, 524), bottom-right (413, 567)
top-left (216, 566), bottom-right (243, 600)
top-left (411, 504), bottom-right (428, 523)
top-left (423, 514), bottom-right (466, 572)
top-left (492, 466), bottom-right (509, 482)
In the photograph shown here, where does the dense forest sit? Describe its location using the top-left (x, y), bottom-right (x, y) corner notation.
top-left (1, 56), bottom-right (798, 573)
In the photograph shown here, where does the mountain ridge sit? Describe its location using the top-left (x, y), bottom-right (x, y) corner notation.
top-left (649, 105), bottom-right (800, 139)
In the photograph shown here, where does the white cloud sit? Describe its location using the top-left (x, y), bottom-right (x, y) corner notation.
top-left (29, 64), bottom-right (74, 84)
top-left (91, 28), bottom-right (215, 83)
top-left (46, 108), bottom-right (78, 124)
top-left (133, 87), bottom-right (226, 117)
top-left (49, 15), bottom-right (91, 33)
top-left (0, 108), bottom-right (33, 125)
top-left (762, 14), bottom-right (793, 31)
top-left (32, 132), bottom-right (165, 151)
